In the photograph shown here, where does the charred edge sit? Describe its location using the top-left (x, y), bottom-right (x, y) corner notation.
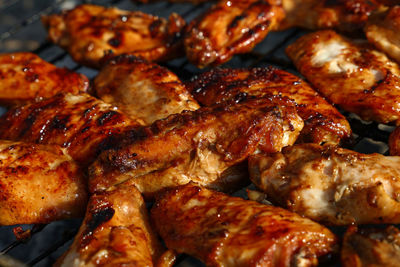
top-left (81, 206), bottom-right (115, 248)
top-left (97, 111), bottom-right (118, 126)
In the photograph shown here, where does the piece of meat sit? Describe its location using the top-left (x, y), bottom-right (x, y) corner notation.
top-left (0, 52), bottom-right (88, 106)
top-left (0, 93), bottom-right (140, 167)
top-left (249, 143), bottom-right (400, 225)
top-left (94, 55), bottom-right (199, 125)
top-left (184, 0), bottom-right (285, 68)
top-left (42, 4), bottom-right (186, 69)
top-left (365, 6), bottom-right (400, 65)
top-left (0, 140), bottom-right (87, 225)
top-left (89, 96), bottom-right (303, 198)
top-left (389, 126), bottom-right (400, 156)
top-left (151, 183), bottom-right (338, 267)
top-left (342, 225), bottom-right (400, 267)
top-left (187, 67), bottom-right (351, 144)
top-left (286, 30), bottom-right (400, 125)
top-left (55, 183), bottom-right (171, 267)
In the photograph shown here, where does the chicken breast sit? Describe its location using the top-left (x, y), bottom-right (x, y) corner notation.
top-left (249, 143), bottom-right (400, 225)
top-left (89, 96), bottom-right (303, 198)
top-left (286, 30), bottom-right (400, 125)
top-left (0, 140), bottom-right (87, 225)
top-left (55, 183), bottom-right (170, 267)
top-left (94, 55), bottom-right (199, 125)
top-left (187, 67), bottom-right (351, 144)
top-left (42, 4), bottom-right (186, 69)
top-left (342, 226), bottom-right (400, 267)
top-left (0, 93), bottom-right (140, 167)
top-left (151, 183), bottom-right (338, 267)
top-left (0, 52), bottom-right (88, 106)
top-left (184, 0), bottom-right (285, 68)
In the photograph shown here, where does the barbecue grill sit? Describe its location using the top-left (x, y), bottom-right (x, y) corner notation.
top-left (0, 0), bottom-right (394, 266)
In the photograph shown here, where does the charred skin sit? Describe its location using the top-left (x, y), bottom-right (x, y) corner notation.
top-left (187, 67), bottom-right (351, 144)
top-left (42, 4), bottom-right (186, 69)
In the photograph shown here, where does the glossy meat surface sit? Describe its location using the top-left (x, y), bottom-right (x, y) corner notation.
top-left (287, 30), bottom-right (400, 125)
top-left (0, 93), bottom-right (140, 167)
top-left (389, 126), bottom-right (400, 156)
top-left (249, 143), bottom-right (400, 225)
top-left (187, 67), bottom-right (351, 144)
top-left (342, 226), bottom-right (400, 267)
top-left (0, 141), bottom-right (87, 225)
top-left (151, 184), bottom-right (338, 267)
top-left (89, 96), bottom-right (303, 197)
top-left (185, 0), bottom-right (284, 68)
top-left (94, 55), bottom-right (199, 125)
top-left (42, 4), bottom-right (186, 69)
top-left (0, 52), bottom-right (88, 106)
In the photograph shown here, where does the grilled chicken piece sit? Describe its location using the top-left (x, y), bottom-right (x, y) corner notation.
top-left (187, 67), bottom-right (351, 144)
top-left (94, 55), bottom-right (199, 125)
top-left (151, 183), bottom-right (338, 267)
top-left (0, 52), bottom-right (88, 106)
top-left (0, 93), bottom-right (140, 167)
top-left (185, 0), bottom-right (285, 68)
top-left (89, 96), bottom-right (303, 197)
top-left (249, 143), bottom-right (400, 225)
top-left (287, 30), bottom-right (400, 125)
top-left (55, 183), bottom-right (170, 267)
top-left (42, 4), bottom-right (186, 69)
top-left (389, 126), bottom-right (400, 156)
top-left (342, 226), bottom-right (400, 267)
top-left (0, 140), bottom-right (87, 225)
top-left (365, 6), bottom-right (400, 64)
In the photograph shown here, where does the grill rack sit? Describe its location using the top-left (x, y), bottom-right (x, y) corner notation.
top-left (0, 0), bottom-right (394, 266)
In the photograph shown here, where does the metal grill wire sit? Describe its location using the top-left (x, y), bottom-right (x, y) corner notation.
top-left (0, 0), bottom-right (394, 266)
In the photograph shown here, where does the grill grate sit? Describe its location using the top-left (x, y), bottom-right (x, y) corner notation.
top-left (0, 0), bottom-right (394, 266)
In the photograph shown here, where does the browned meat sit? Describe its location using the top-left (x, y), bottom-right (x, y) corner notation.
top-left (42, 4), bottom-right (186, 69)
top-left (287, 30), bottom-right (400, 125)
top-left (0, 141), bottom-right (87, 225)
top-left (0, 52), bottom-right (88, 106)
top-left (184, 0), bottom-right (285, 68)
top-left (89, 96), bottom-right (303, 198)
top-left (187, 67), bottom-right (351, 144)
top-left (249, 143), bottom-right (400, 225)
top-left (389, 126), bottom-right (400, 155)
top-left (342, 226), bottom-right (400, 267)
top-left (0, 93), bottom-right (140, 167)
top-left (94, 55), bottom-right (199, 125)
top-left (151, 183), bottom-right (338, 267)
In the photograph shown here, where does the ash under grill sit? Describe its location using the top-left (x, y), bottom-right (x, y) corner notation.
top-left (0, 0), bottom-right (394, 266)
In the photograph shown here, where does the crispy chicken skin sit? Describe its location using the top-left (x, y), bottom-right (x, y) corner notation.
top-left (287, 30), bottom-right (400, 125)
top-left (187, 67), bottom-right (351, 144)
top-left (151, 184), bottom-right (338, 267)
top-left (55, 184), bottom-right (169, 267)
top-left (94, 55), bottom-right (199, 125)
top-left (365, 6), bottom-right (400, 64)
top-left (0, 93), bottom-right (140, 167)
top-left (89, 96), bottom-right (303, 197)
top-left (42, 4), bottom-right (186, 69)
top-left (249, 143), bottom-right (400, 225)
top-left (0, 52), bottom-right (88, 106)
top-left (184, 0), bottom-right (285, 68)
top-left (0, 140), bottom-right (87, 225)
top-left (389, 126), bottom-right (400, 156)
top-left (341, 226), bottom-right (400, 267)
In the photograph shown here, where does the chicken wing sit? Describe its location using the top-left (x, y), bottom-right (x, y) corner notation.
top-left (341, 226), bottom-right (400, 267)
top-left (94, 55), bottom-right (199, 125)
top-left (249, 143), bottom-right (400, 225)
top-left (0, 140), bottom-right (87, 225)
top-left (89, 96), bottom-right (303, 197)
top-left (365, 6), bottom-right (400, 64)
top-left (42, 4), bottom-right (186, 69)
top-left (0, 93), bottom-right (141, 167)
top-left (184, 0), bottom-right (285, 68)
top-left (151, 183), bottom-right (338, 267)
top-left (55, 183), bottom-right (170, 267)
top-left (286, 30), bottom-right (400, 125)
top-left (0, 52), bottom-right (88, 106)
top-left (187, 67), bottom-right (351, 144)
